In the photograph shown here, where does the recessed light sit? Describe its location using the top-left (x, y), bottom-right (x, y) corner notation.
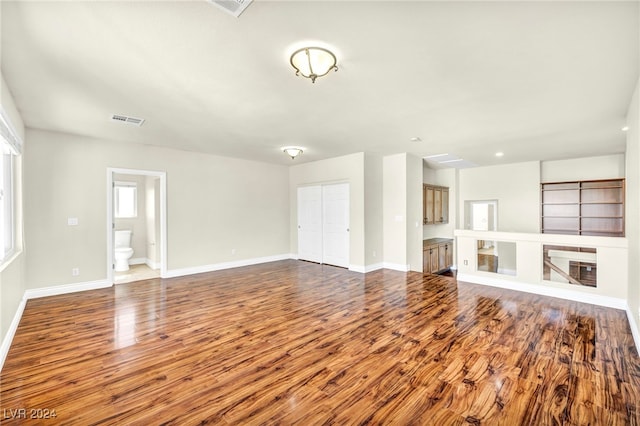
top-left (622, 126), bottom-right (629, 132)
top-left (410, 137), bottom-right (422, 142)
top-left (495, 152), bottom-right (504, 157)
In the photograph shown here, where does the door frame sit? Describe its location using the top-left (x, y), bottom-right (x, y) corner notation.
top-left (107, 167), bottom-right (168, 284)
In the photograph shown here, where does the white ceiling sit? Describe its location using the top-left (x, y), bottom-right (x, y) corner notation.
top-left (1, 1), bottom-right (638, 166)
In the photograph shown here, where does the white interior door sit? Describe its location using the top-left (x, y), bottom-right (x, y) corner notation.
top-left (322, 183), bottom-right (350, 268)
top-left (297, 186), bottom-right (322, 263)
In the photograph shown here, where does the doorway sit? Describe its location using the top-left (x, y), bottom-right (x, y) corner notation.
top-left (107, 168), bottom-right (167, 284)
top-left (465, 200), bottom-right (498, 232)
top-left (297, 183), bottom-right (350, 268)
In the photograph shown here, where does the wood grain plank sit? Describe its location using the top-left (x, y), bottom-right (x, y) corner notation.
top-left (1, 260), bottom-right (639, 424)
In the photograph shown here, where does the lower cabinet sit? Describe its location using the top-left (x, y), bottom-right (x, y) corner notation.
top-left (423, 238), bottom-right (454, 274)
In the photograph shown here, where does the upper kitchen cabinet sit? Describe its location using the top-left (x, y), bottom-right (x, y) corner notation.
top-left (423, 184), bottom-right (449, 225)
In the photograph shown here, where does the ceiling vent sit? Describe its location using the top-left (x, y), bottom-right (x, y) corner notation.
top-left (207, 0), bottom-right (253, 18)
top-left (111, 114), bottom-right (145, 127)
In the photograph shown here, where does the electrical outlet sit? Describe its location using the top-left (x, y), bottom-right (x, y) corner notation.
top-left (231, 248), bottom-right (236, 255)
top-left (72, 268), bottom-right (80, 276)
top-left (464, 260), bottom-right (468, 266)
top-left (373, 250), bottom-right (377, 258)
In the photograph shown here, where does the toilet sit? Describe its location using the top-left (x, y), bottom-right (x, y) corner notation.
top-left (114, 230), bottom-right (134, 272)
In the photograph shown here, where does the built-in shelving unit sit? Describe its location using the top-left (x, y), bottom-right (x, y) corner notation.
top-left (541, 179), bottom-right (625, 237)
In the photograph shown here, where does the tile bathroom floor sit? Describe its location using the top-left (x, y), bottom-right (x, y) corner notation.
top-left (114, 264), bottom-right (160, 284)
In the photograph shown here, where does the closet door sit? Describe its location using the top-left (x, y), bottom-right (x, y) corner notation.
top-left (322, 183), bottom-right (350, 268)
top-left (297, 186), bottom-right (322, 263)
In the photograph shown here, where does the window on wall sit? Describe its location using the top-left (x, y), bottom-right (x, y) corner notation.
top-left (0, 106), bottom-right (22, 265)
top-left (114, 181), bottom-right (137, 218)
top-left (0, 150), bottom-right (14, 261)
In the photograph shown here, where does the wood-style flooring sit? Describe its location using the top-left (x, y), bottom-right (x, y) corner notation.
top-left (1, 260), bottom-right (639, 425)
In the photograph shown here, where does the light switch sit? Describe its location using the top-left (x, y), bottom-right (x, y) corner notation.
top-left (68, 217), bottom-right (78, 226)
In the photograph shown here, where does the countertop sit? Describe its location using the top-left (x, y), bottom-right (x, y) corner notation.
top-left (423, 237), bottom-right (454, 249)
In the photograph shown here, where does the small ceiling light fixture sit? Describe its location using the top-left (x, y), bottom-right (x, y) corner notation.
top-left (622, 126), bottom-right (629, 132)
top-left (290, 47), bottom-right (338, 83)
top-left (410, 137), bottom-right (422, 142)
top-left (495, 152), bottom-right (504, 157)
top-left (282, 146), bottom-right (304, 159)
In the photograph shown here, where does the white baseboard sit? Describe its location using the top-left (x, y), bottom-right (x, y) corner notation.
top-left (382, 262), bottom-right (410, 272)
top-left (349, 263), bottom-right (383, 273)
top-left (456, 273), bottom-right (628, 310)
top-left (164, 253), bottom-right (293, 279)
top-left (366, 263), bottom-right (384, 273)
top-left (365, 263), bottom-right (384, 273)
top-left (626, 307), bottom-right (640, 356)
top-left (24, 279), bottom-right (112, 300)
top-left (0, 298), bottom-right (26, 372)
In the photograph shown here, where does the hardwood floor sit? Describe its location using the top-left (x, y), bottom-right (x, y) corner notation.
top-left (1, 260), bottom-right (639, 425)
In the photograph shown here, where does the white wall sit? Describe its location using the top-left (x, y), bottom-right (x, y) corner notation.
top-left (456, 230), bottom-right (629, 306)
top-left (0, 70), bottom-right (26, 368)
top-left (0, 71), bottom-right (25, 352)
top-left (382, 154), bottom-right (407, 270)
top-left (459, 161), bottom-right (541, 233)
top-left (407, 154), bottom-right (423, 272)
top-left (1, 75), bottom-right (24, 143)
top-left (626, 78), bottom-right (640, 337)
top-left (289, 152), bottom-right (366, 270)
top-left (541, 154), bottom-right (625, 182)
top-left (24, 129), bottom-right (290, 288)
top-left (364, 153), bottom-right (383, 268)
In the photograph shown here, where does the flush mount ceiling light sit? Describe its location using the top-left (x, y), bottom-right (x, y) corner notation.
top-left (290, 47), bottom-right (338, 83)
top-left (282, 146), bottom-right (304, 159)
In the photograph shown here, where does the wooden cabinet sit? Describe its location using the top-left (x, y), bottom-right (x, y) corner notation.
top-left (440, 189), bottom-right (449, 225)
top-left (541, 179), bottom-right (624, 237)
top-left (424, 186), bottom-right (434, 224)
top-left (423, 185), bottom-right (449, 225)
top-left (423, 238), bottom-right (454, 274)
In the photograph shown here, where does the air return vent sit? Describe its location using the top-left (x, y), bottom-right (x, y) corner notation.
top-left (207, 0), bottom-right (253, 18)
top-left (111, 114), bottom-right (145, 127)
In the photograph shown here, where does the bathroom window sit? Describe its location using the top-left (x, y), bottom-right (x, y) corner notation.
top-left (114, 181), bottom-right (137, 218)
